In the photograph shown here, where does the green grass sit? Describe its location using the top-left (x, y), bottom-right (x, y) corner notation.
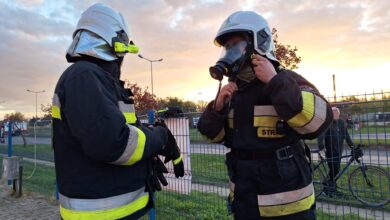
top-left (0, 157), bottom-right (375, 220)
top-left (141, 190), bottom-right (369, 220)
top-left (191, 153), bottom-right (228, 185)
top-left (0, 144), bottom-right (54, 162)
top-left (26, 126), bottom-right (52, 137)
top-left (305, 138), bottom-right (389, 147)
top-left (0, 157), bottom-right (56, 197)
top-left (190, 128), bottom-right (205, 143)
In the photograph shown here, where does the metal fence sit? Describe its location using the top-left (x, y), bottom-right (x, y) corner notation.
top-left (0, 93), bottom-right (389, 220)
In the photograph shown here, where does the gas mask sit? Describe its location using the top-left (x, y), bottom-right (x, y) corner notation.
top-left (209, 40), bottom-right (254, 81)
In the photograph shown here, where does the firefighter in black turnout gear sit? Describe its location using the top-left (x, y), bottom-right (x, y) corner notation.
top-left (198, 11), bottom-right (333, 219)
top-left (52, 3), bottom-right (183, 220)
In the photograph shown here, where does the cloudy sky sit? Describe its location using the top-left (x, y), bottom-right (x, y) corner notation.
top-left (0, 0), bottom-right (389, 118)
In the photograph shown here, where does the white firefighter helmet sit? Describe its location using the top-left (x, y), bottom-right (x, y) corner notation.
top-left (214, 11), bottom-right (279, 64)
top-left (67, 3), bottom-right (138, 61)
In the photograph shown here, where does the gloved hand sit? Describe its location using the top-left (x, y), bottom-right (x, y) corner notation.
top-left (147, 157), bottom-right (168, 192)
top-left (351, 146), bottom-right (364, 159)
top-left (155, 120), bottom-right (185, 178)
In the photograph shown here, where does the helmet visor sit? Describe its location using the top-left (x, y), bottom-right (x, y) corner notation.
top-left (219, 40), bottom-right (248, 64)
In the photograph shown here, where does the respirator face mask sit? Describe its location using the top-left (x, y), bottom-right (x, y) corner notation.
top-left (209, 40), bottom-right (253, 81)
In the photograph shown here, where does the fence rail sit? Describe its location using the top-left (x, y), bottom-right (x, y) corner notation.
top-left (1, 93), bottom-right (390, 219)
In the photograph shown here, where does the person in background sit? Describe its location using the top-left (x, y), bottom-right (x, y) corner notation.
top-left (318, 107), bottom-right (354, 197)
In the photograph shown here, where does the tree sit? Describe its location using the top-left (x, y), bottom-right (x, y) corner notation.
top-left (196, 100), bottom-right (208, 112)
top-left (4, 112), bottom-right (25, 122)
top-left (272, 28), bottom-right (302, 70)
top-left (125, 81), bottom-right (158, 114)
top-left (4, 112), bottom-right (27, 147)
top-left (41, 103), bottom-right (52, 120)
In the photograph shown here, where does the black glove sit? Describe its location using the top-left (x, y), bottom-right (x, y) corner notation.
top-left (147, 157), bottom-right (168, 192)
top-left (351, 145), bottom-right (364, 159)
top-left (155, 120), bottom-right (185, 178)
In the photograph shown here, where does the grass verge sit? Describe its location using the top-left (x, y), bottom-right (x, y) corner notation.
top-left (0, 158), bottom-right (376, 220)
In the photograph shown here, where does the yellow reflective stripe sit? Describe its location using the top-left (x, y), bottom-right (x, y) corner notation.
top-left (257, 128), bottom-right (285, 138)
top-left (123, 112), bottom-right (137, 124)
top-left (287, 91), bottom-right (315, 127)
top-left (253, 116), bottom-right (278, 127)
top-left (227, 119), bottom-right (233, 128)
top-left (293, 95), bottom-right (328, 135)
top-left (228, 109), bottom-right (234, 128)
top-left (52, 105), bottom-right (61, 120)
top-left (123, 128), bottom-right (146, 166)
top-left (259, 193), bottom-right (315, 217)
top-left (114, 42), bottom-right (139, 54)
top-left (212, 128), bottom-right (225, 142)
top-left (173, 154), bottom-right (183, 165)
top-left (60, 193), bottom-right (149, 220)
top-left (52, 93), bottom-right (62, 120)
top-left (258, 183), bottom-right (314, 206)
top-left (202, 128), bottom-right (225, 143)
top-left (254, 116), bottom-right (284, 138)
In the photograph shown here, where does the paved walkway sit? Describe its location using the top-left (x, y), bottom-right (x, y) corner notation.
top-left (0, 183), bottom-right (59, 220)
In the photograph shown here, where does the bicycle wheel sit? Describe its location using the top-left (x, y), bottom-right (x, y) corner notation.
top-left (348, 165), bottom-right (390, 207)
top-left (312, 161), bottom-right (327, 198)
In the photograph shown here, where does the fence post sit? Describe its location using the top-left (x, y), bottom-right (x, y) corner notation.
top-left (7, 121), bottom-right (12, 185)
top-left (147, 109), bottom-right (156, 220)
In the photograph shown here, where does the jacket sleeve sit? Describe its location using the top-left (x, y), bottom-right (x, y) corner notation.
top-left (317, 133), bottom-right (325, 151)
top-left (197, 101), bottom-right (228, 143)
top-left (63, 71), bottom-right (167, 166)
top-left (264, 70), bottom-right (333, 139)
top-left (343, 120), bottom-right (354, 147)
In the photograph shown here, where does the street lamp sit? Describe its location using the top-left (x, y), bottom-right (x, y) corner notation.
top-left (138, 54), bottom-right (163, 97)
top-left (26, 89), bottom-right (45, 119)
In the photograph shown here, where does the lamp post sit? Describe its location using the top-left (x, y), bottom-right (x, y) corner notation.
top-left (26, 89), bottom-right (45, 119)
top-left (138, 54), bottom-right (163, 97)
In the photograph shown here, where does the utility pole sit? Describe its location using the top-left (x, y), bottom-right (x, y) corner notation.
top-left (138, 54), bottom-right (163, 97)
top-left (332, 74), bottom-right (336, 102)
top-left (26, 89), bottom-right (45, 119)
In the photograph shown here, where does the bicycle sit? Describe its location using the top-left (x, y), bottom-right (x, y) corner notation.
top-left (311, 145), bottom-right (390, 207)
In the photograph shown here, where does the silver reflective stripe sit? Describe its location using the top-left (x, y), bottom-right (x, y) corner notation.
top-left (258, 183), bottom-right (314, 206)
top-left (53, 93), bottom-right (61, 108)
top-left (118, 101), bottom-right (135, 113)
top-left (294, 96), bottom-right (327, 134)
top-left (111, 124), bottom-right (139, 165)
top-left (59, 187), bottom-right (146, 211)
top-left (254, 105), bottom-right (277, 116)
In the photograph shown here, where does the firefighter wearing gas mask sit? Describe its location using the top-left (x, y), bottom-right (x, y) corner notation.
top-left (52, 3), bottom-right (183, 220)
top-left (198, 11), bottom-right (333, 219)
